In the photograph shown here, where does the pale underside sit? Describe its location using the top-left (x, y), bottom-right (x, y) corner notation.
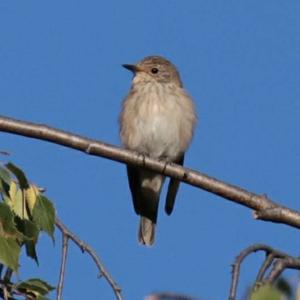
top-left (120, 81), bottom-right (195, 160)
top-left (120, 80), bottom-right (196, 245)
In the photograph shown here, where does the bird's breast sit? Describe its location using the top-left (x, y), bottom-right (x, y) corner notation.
top-left (136, 102), bottom-right (179, 159)
top-left (121, 83), bottom-right (195, 160)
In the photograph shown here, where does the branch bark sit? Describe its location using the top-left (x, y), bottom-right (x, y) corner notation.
top-left (1, 115), bottom-right (300, 230)
top-left (57, 232), bottom-right (69, 300)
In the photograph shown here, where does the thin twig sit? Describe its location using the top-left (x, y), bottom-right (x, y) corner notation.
top-left (1, 115), bottom-right (300, 230)
top-left (1, 268), bottom-right (13, 300)
top-left (229, 245), bottom-right (282, 300)
top-left (0, 279), bottom-right (37, 299)
top-left (55, 217), bottom-right (122, 300)
top-left (229, 244), bottom-right (300, 300)
top-left (255, 252), bottom-right (274, 283)
top-left (3, 286), bottom-right (8, 300)
top-left (265, 257), bottom-right (300, 283)
top-left (57, 233), bottom-right (69, 300)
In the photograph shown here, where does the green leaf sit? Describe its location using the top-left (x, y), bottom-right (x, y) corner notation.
top-left (24, 241), bottom-right (38, 265)
top-left (0, 202), bottom-right (19, 238)
top-left (24, 184), bottom-right (39, 213)
top-left (7, 185), bottom-right (29, 220)
top-left (0, 203), bottom-right (20, 271)
top-left (6, 162), bottom-right (29, 189)
top-left (14, 217), bottom-right (39, 264)
top-left (32, 195), bottom-right (55, 240)
top-left (0, 179), bottom-right (10, 197)
top-left (14, 217), bottom-right (39, 242)
top-left (0, 165), bottom-right (11, 196)
top-left (0, 165), bottom-right (11, 185)
top-left (36, 296), bottom-right (51, 300)
top-left (16, 278), bottom-right (55, 297)
top-left (250, 285), bottom-right (281, 300)
top-left (0, 236), bottom-right (20, 271)
top-left (276, 277), bottom-right (292, 297)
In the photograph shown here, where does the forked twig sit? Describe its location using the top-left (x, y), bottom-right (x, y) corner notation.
top-left (229, 244), bottom-right (300, 300)
top-left (55, 218), bottom-right (122, 300)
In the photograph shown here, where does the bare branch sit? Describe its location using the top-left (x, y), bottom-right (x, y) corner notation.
top-left (3, 286), bottom-right (8, 300)
top-left (229, 244), bottom-right (300, 300)
top-left (255, 252), bottom-right (275, 283)
top-left (265, 257), bottom-right (300, 283)
top-left (57, 233), bottom-right (69, 300)
top-left (55, 218), bottom-right (122, 300)
top-left (0, 268), bottom-right (13, 300)
top-left (1, 115), bottom-right (300, 230)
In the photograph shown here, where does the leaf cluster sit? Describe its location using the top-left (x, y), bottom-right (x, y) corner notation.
top-left (0, 162), bottom-right (55, 299)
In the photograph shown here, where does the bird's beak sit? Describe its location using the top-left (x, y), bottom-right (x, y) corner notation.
top-left (122, 64), bottom-right (139, 73)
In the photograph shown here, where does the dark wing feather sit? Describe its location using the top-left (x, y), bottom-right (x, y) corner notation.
top-left (165, 154), bottom-right (184, 215)
top-left (126, 166), bottom-right (141, 215)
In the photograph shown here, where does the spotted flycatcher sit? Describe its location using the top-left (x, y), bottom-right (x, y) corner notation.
top-left (120, 56), bottom-right (196, 246)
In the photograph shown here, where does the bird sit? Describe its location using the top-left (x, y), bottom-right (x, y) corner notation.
top-left (120, 55), bottom-right (197, 246)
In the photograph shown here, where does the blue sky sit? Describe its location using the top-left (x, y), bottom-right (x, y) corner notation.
top-left (1, 1), bottom-right (300, 299)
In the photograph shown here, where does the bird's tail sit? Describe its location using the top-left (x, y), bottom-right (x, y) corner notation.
top-left (138, 216), bottom-right (156, 246)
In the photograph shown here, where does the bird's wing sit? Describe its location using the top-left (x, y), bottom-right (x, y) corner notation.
top-left (126, 165), bottom-right (141, 215)
top-left (165, 154), bottom-right (184, 215)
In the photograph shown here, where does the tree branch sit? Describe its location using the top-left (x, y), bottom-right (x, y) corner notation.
top-left (265, 256), bottom-right (300, 283)
top-left (57, 232), bottom-right (69, 300)
top-left (255, 252), bottom-right (274, 282)
top-left (1, 115), bottom-right (300, 230)
top-left (55, 218), bottom-right (122, 300)
top-left (229, 244), bottom-right (300, 300)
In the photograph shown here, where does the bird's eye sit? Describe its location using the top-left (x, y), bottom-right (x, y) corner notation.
top-left (151, 68), bottom-right (159, 74)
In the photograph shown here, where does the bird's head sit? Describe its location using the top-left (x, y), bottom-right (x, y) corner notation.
top-left (123, 56), bottom-right (182, 87)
